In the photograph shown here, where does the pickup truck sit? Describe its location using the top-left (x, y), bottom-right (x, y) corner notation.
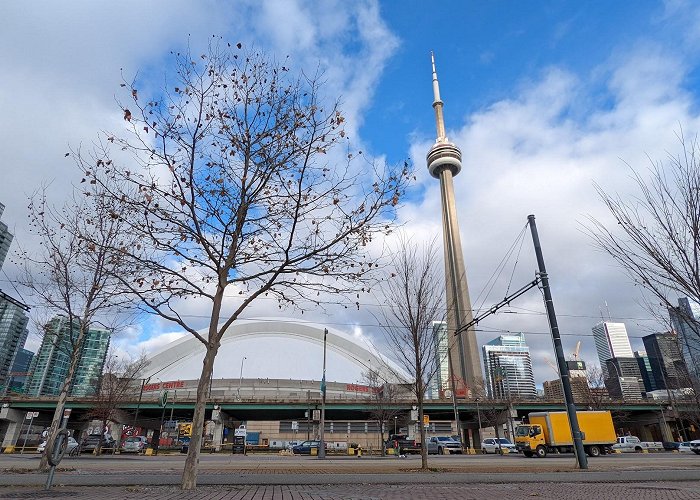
top-left (427, 436), bottom-right (463, 455)
top-left (385, 434), bottom-right (421, 454)
top-left (612, 436), bottom-right (664, 453)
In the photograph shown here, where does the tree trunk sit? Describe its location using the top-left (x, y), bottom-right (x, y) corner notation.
top-left (38, 324), bottom-right (85, 472)
top-left (180, 343), bottom-right (217, 490)
top-left (418, 402), bottom-right (428, 470)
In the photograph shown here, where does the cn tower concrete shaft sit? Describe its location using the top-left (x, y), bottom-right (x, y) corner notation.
top-left (427, 54), bottom-right (483, 391)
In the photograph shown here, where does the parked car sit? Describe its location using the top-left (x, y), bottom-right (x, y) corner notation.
top-left (690, 440), bottom-right (700, 455)
top-left (428, 436), bottom-right (463, 455)
top-left (677, 442), bottom-right (692, 453)
top-left (663, 441), bottom-right (682, 451)
top-left (120, 436), bottom-right (148, 454)
top-left (37, 436), bottom-right (79, 456)
top-left (481, 438), bottom-right (516, 454)
top-left (612, 436), bottom-right (664, 453)
top-left (292, 440), bottom-right (321, 455)
top-left (80, 434), bottom-right (116, 454)
top-left (384, 434), bottom-right (421, 454)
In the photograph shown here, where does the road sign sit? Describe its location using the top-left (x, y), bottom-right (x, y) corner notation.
top-left (25, 411), bottom-right (39, 419)
top-left (423, 414), bottom-right (430, 426)
top-left (160, 390), bottom-right (168, 407)
top-left (63, 408), bottom-right (72, 418)
top-left (179, 422), bottom-right (192, 437)
top-left (291, 421), bottom-right (299, 431)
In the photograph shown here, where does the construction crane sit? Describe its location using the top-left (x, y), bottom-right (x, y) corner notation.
top-left (543, 356), bottom-right (559, 375)
top-left (571, 341), bottom-right (581, 360)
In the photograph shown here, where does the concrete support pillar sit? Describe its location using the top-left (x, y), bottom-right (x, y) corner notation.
top-left (211, 406), bottom-right (226, 452)
top-left (0, 408), bottom-right (25, 449)
top-left (659, 412), bottom-right (674, 442)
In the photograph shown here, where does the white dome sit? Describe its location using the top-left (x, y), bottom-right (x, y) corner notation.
top-left (143, 318), bottom-right (406, 384)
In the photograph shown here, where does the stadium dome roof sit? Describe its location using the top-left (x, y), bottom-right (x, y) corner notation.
top-left (142, 319), bottom-right (406, 384)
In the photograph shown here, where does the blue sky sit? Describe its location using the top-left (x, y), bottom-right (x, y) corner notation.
top-left (3, 0), bottom-right (700, 385)
top-left (363, 1), bottom-right (674, 164)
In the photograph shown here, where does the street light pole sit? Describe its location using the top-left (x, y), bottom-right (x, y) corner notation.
top-left (237, 357), bottom-right (247, 401)
top-left (318, 328), bottom-right (328, 459)
top-left (394, 416), bottom-right (397, 435)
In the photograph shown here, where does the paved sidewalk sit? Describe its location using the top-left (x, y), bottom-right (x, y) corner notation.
top-left (1, 482), bottom-right (699, 499)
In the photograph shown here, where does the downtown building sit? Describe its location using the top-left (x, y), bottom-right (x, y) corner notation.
top-left (24, 316), bottom-right (110, 397)
top-left (0, 205), bottom-right (31, 395)
top-left (482, 333), bottom-right (537, 400)
top-left (430, 321), bottom-right (450, 399)
top-left (0, 291), bottom-right (30, 395)
top-left (542, 360), bottom-right (589, 402)
top-left (669, 298), bottom-right (700, 380)
top-left (592, 321), bottom-right (643, 400)
top-left (642, 332), bottom-right (690, 390)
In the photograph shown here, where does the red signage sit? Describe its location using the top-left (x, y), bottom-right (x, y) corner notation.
top-left (143, 380), bottom-right (185, 392)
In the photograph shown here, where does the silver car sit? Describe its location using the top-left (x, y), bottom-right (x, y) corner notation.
top-left (481, 438), bottom-right (516, 454)
top-left (121, 436), bottom-right (148, 454)
top-left (37, 436), bottom-right (79, 456)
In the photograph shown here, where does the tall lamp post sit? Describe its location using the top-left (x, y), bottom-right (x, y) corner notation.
top-left (394, 416), bottom-right (397, 435)
top-left (237, 357), bottom-right (247, 401)
top-left (318, 328), bottom-right (328, 459)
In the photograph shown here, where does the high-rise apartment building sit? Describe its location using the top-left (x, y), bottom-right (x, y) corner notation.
top-left (0, 203), bottom-right (13, 269)
top-left (24, 316), bottom-right (110, 397)
top-left (431, 321), bottom-right (450, 398)
top-left (642, 332), bottom-right (690, 390)
top-left (669, 298), bottom-right (700, 379)
top-left (592, 321), bottom-right (634, 378)
top-left (482, 333), bottom-right (536, 400)
top-left (0, 290), bottom-right (29, 395)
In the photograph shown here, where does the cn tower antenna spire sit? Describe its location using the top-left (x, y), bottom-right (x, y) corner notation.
top-left (431, 52), bottom-right (447, 143)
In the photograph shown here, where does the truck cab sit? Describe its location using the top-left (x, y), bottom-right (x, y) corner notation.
top-left (515, 424), bottom-right (545, 457)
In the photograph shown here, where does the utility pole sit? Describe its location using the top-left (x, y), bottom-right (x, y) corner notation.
top-left (528, 214), bottom-right (588, 469)
top-left (318, 328), bottom-right (328, 459)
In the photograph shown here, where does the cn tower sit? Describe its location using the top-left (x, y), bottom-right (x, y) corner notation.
top-left (427, 53), bottom-right (482, 391)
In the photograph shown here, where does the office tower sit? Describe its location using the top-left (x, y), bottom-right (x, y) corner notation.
top-left (642, 332), bottom-right (690, 390)
top-left (592, 321), bottom-right (633, 378)
top-left (0, 203), bottom-right (13, 269)
top-left (482, 333), bottom-right (537, 400)
top-left (6, 347), bottom-right (33, 393)
top-left (669, 298), bottom-right (700, 379)
top-left (605, 357), bottom-right (643, 401)
top-left (0, 290), bottom-right (29, 395)
top-left (426, 55), bottom-right (482, 391)
top-left (431, 321), bottom-right (450, 398)
top-left (634, 350), bottom-right (657, 393)
top-left (24, 316), bottom-right (110, 397)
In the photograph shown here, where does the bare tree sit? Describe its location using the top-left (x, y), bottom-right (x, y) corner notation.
top-left (86, 352), bottom-right (149, 455)
top-left (586, 133), bottom-right (700, 371)
top-left (77, 45), bottom-right (409, 489)
top-left (361, 368), bottom-right (400, 455)
top-left (376, 236), bottom-right (442, 470)
top-left (577, 366), bottom-right (609, 410)
top-left (17, 190), bottom-right (133, 471)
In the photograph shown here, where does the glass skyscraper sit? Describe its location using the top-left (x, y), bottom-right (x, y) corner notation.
top-left (669, 298), bottom-right (700, 379)
top-left (482, 333), bottom-right (536, 400)
top-left (430, 321), bottom-right (450, 398)
top-left (0, 203), bottom-right (12, 269)
top-left (24, 316), bottom-right (110, 397)
top-left (0, 291), bottom-right (30, 395)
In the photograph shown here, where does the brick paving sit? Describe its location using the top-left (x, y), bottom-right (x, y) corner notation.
top-left (1, 482), bottom-right (699, 499)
